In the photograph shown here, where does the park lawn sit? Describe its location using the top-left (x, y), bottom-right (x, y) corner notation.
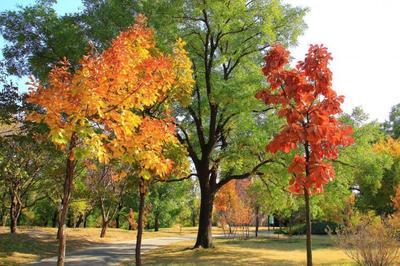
top-left (132, 235), bottom-right (355, 266)
top-left (0, 226), bottom-right (208, 266)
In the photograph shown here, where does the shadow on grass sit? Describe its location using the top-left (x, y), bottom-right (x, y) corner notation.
top-left (0, 230), bottom-right (99, 264)
top-left (221, 235), bottom-right (335, 251)
top-left (143, 246), bottom-right (300, 266)
top-left (138, 236), bottom-right (343, 266)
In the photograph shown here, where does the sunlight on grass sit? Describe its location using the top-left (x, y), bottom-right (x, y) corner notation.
top-left (133, 235), bottom-right (355, 266)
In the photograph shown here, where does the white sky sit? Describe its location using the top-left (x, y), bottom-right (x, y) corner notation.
top-left (284, 0), bottom-right (400, 122)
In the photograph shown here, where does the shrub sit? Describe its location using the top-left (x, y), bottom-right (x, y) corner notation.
top-left (274, 221), bottom-right (338, 235)
top-left (330, 215), bottom-right (400, 266)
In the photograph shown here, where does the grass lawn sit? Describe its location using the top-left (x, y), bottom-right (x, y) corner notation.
top-left (0, 226), bottom-right (204, 266)
top-left (132, 235), bottom-right (355, 266)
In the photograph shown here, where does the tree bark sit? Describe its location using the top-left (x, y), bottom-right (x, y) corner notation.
top-left (255, 206), bottom-right (260, 238)
top-left (154, 211), bottom-right (160, 232)
top-left (191, 208), bottom-right (196, 227)
top-left (304, 187), bottom-right (313, 266)
top-left (66, 212), bottom-right (72, 228)
top-left (194, 179), bottom-right (215, 248)
top-left (1, 214), bottom-right (7, 227)
top-left (75, 214), bottom-right (83, 228)
top-left (83, 209), bottom-right (92, 228)
top-left (52, 209), bottom-right (58, 228)
top-left (135, 179), bottom-right (147, 266)
top-left (304, 141), bottom-right (313, 266)
top-left (115, 202), bottom-right (123, 228)
top-left (99, 197), bottom-right (110, 238)
top-left (100, 221), bottom-right (109, 238)
top-left (57, 133), bottom-right (77, 266)
top-left (9, 189), bottom-right (21, 234)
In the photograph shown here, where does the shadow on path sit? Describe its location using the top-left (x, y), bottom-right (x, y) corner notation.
top-left (27, 236), bottom-right (196, 266)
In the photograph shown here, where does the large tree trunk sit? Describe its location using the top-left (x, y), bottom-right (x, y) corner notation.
top-left (135, 179), bottom-right (147, 266)
top-left (255, 206), bottom-right (260, 238)
top-left (304, 187), bottom-right (313, 266)
top-left (194, 179), bottom-right (215, 248)
top-left (57, 133), bottom-right (77, 266)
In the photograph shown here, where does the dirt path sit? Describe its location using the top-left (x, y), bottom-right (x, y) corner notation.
top-left (26, 235), bottom-right (196, 266)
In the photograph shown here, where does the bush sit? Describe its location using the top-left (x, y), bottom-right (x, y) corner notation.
top-left (330, 215), bottom-right (400, 266)
top-left (274, 221), bottom-right (338, 235)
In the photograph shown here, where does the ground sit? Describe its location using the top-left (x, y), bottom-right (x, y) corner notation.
top-left (128, 235), bottom-right (354, 266)
top-left (0, 226), bottom-right (201, 265)
top-left (0, 226), bottom-right (355, 266)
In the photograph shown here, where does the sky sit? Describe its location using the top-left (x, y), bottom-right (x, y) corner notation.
top-left (0, 0), bottom-right (399, 122)
top-left (284, 0), bottom-right (400, 122)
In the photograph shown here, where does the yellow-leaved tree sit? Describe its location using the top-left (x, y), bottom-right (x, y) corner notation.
top-left (27, 15), bottom-right (193, 266)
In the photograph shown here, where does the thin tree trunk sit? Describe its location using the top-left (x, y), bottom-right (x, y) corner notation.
top-left (194, 180), bottom-right (214, 248)
top-left (304, 187), bottom-right (313, 266)
top-left (52, 209), bottom-right (58, 228)
top-left (57, 133), bottom-right (77, 266)
top-left (83, 209), bottom-right (92, 228)
top-left (9, 190), bottom-right (21, 234)
top-left (115, 215), bottom-right (120, 229)
top-left (67, 212), bottom-right (72, 228)
top-left (135, 179), bottom-right (147, 266)
top-left (9, 207), bottom-right (20, 234)
top-left (100, 221), bottom-right (109, 238)
top-left (255, 206), bottom-right (260, 238)
top-left (304, 141), bottom-right (313, 266)
top-left (154, 211), bottom-right (160, 232)
top-left (99, 197), bottom-right (109, 238)
top-left (115, 202), bottom-right (123, 228)
top-left (83, 215), bottom-right (87, 228)
top-left (2, 214), bottom-right (7, 227)
top-left (75, 214), bottom-right (83, 228)
top-left (191, 208), bottom-right (196, 227)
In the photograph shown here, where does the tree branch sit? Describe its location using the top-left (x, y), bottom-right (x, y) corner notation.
top-left (216, 159), bottom-right (274, 191)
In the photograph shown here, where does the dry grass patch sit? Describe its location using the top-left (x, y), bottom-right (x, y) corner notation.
top-left (0, 226), bottom-right (204, 265)
top-left (136, 235), bottom-right (355, 266)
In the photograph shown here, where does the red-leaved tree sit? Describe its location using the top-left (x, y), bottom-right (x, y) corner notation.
top-left (256, 44), bottom-right (354, 266)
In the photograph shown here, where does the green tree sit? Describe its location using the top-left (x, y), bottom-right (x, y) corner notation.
top-left (147, 180), bottom-right (193, 231)
top-left (0, 0), bottom-right (307, 249)
top-left (0, 2), bottom-right (87, 80)
top-left (138, 0), bottom-right (307, 248)
top-left (384, 103), bottom-right (400, 139)
top-left (338, 108), bottom-right (395, 216)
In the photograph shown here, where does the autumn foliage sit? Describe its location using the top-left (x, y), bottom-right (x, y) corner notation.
top-left (27, 14), bottom-right (193, 179)
top-left (214, 180), bottom-right (253, 237)
top-left (26, 15), bottom-right (193, 266)
top-left (256, 44), bottom-right (354, 194)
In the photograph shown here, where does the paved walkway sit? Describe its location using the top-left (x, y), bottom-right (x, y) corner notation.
top-left (27, 230), bottom-right (274, 266)
top-left (27, 235), bottom-right (196, 266)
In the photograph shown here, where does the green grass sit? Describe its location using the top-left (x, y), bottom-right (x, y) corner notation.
top-left (129, 235), bottom-right (355, 266)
